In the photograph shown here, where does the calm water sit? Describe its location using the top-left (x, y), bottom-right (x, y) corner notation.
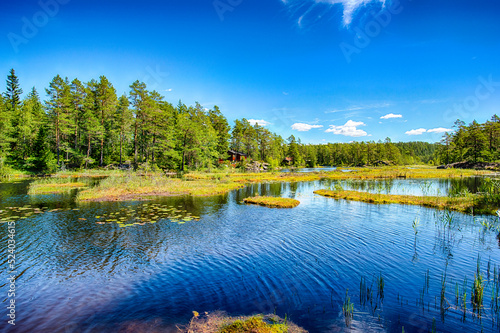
top-left (0, 178), bottom-right (499, 333)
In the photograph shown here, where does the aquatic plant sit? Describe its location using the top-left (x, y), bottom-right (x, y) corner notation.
top-left (471, 273), bottom-right (485, 315)
top-left (412, 217), bottom-right (420, 235)
top-left (376, 273), bottom-right (385, 302)
top-left (183, 311), bottom-right (307, 333)
top-left (94, 203), bottom-right (200, 227)
top-left (342, 289), bottom-right (354, 328)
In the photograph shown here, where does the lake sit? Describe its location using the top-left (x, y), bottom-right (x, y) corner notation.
top-left (0, 178), bottom-right (499, 332)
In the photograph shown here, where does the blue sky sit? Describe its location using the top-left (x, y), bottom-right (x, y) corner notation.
top-left (1, 0), bottom-right (500, 144)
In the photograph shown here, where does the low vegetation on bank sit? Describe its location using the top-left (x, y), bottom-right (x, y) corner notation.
top-left (73, 166), bottom-right (492, 202)
top-left (243, 196), bottom-right (300, 208)
top-left (183, 311), bottom-right (307, 333)
top-left (28, 177), bottom-right (90, 195)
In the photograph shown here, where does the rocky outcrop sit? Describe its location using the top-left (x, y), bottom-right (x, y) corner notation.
top-left (245, 161), bottom-right (270, 172)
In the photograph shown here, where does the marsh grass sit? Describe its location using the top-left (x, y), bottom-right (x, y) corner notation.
top-left (314, 189), bottom-right (498, 215)
top-left (28, 177), bottom-right (91, 194)
top-left (73, 166), bottom-right (488, 202)
top-left (243, 196), bottom-right (300, 208)
top-left (182, 311), bottom-right (307, 333)
top-left (77, 172), bottom-right (245, 201)
top-left (342, 289), bottom-right (354, 328)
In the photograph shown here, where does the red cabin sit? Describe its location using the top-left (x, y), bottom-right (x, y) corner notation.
top-left (219, 150), bottom-right (247, 163)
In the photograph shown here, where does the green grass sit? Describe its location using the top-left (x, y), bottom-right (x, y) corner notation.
top-left (183, 312), bottom-right (307, 333)
top-left (243, 196), bottom-right (300, 208)
top-left (313, 189), bottom-right (498, 215)
top-left (77, 172), bottom-right (245, 201)
top-left (28, 177), bottom-right (91, 194)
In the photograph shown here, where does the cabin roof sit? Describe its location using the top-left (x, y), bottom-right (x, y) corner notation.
top-left (228, 150), bottom-right (247, 156)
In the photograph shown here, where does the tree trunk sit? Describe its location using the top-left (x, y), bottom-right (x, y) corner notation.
top-left (56, 113), bottom-right (60, 165)
top-left (119, 132), bottom-right (123, 165)
top-left (100, 135), bottom-right (104, 166)
top-left (86, 133), bottom-right (91, 169)
top-left (134, 121), bottom-right (138, 165)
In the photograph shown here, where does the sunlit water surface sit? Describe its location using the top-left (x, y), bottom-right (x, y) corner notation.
top-left (0, 177), bottom-right (499, 333)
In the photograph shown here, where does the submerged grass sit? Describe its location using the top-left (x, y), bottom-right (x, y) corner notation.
top-left (243, 196), bottom-right (300, 208)
top-left (313, 189), bottom-right (498, 215)
top-left (183, 311), bottom-right (307, 333)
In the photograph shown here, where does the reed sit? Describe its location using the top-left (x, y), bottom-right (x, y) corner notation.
top-left (472, 273), bottom-right (485, 315)
top-left (342, 289), bottom-right (354, 328)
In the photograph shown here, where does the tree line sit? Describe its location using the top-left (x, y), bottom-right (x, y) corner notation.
top-left (1, 69), bottom-right (447, 174)
top-left (437, 117), bottom-right (500, 165)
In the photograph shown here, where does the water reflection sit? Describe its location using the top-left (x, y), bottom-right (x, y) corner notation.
top-left (327, 177), bottom-right (491, 197)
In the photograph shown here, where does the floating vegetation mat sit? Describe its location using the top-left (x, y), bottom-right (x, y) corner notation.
top-left (94, 203), bottom-right (200, 228)
top-left (243, 196), bottom-right (300, 208)
top-left (0, 205), bottom-right (49, 222)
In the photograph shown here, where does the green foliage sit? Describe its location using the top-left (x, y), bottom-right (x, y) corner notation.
top-left (437, 116), bottom-right (500, 164)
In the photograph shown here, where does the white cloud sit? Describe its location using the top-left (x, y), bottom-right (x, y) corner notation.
top-left (380, 113), bottom-right (402, 119)
top-left (427, 127), bottom-right (452, 133)
top-left (405, 128), bottom-right (427, 135)
top-left (248, 119), bottom-right (270, 126)
top-left (291, 123), bottom-right (324, 131)
top-left (325, 120), bottom-right (368, 137)
top-left (165, 88), bottom-right (172, 92)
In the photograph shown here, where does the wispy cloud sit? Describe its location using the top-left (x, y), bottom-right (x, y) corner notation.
top-left (380, 113), bottom-right (402, 119)
top-left (325, 120), bottom-right (367, 137)
top-left (326, 102), bottom-right (390, 113)
top-left (291, 123), bottom-right (324, 131)
top-left (248, 119), bottom-right (270, 126)
top-left (282, 0), bottom-right (386, 27)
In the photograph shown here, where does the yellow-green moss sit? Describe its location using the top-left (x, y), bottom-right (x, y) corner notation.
top-left (183, 311), bottom-right (307, 333)
top-left (243, 196), bottom-right (300, 208)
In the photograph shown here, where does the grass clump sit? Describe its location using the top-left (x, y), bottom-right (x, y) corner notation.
top-left (77, 172), bottom-right (245, 201)
top-left (28, 177), bottom-right (90, 194)
top-left (313, 189), bottom-right (498, 215)
top-left (243, 196), bottom-right (300, 208)
top-left (184, 311), bottom-right (307, 333)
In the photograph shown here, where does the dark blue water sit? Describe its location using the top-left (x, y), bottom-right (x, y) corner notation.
top-left (0, 179), bottom-right (499, 332)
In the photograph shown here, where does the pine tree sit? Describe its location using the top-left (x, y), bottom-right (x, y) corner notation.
top-left (115, 95), bottom-right (133, 165)
top-left (95, 76), bottom-right (117, 166)
top-left (45, 75), bottom-right (72, 166)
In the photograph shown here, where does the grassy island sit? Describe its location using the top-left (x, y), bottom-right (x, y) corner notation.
top-left (314, 189), bottom-right (499, 215)
top-left (243, 196), bottom-right (300, 208)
